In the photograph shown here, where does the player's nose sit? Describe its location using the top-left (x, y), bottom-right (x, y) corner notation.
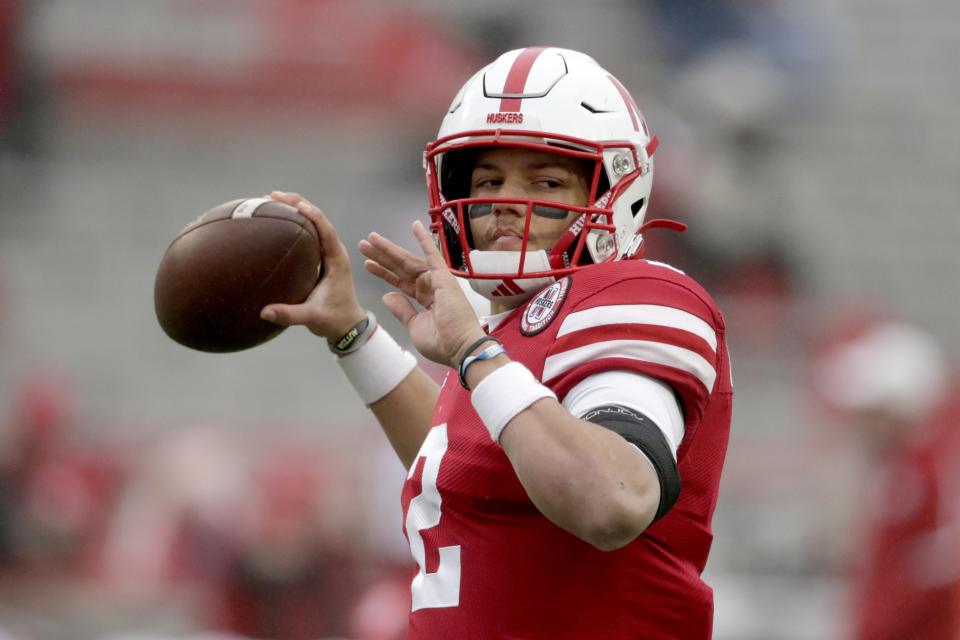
top-left (491, 201), bottom-right (524, 218)
top-left (491, 180), bottom-right (527, 217)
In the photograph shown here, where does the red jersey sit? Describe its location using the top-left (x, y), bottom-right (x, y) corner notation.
top-left (400, 260), bottom-right (733, 638)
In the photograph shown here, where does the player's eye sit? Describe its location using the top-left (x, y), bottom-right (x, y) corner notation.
top-left (473, 177), bottom-right (502, 189)
top-left (533, 172), bottom-right (571, 189)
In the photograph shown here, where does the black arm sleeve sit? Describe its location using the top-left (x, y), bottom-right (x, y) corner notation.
top-left (579, 404), bottom-right (682, 524)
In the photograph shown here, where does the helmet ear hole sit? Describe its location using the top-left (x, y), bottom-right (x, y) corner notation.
top-left (630, 198), bottom-right (645, 218)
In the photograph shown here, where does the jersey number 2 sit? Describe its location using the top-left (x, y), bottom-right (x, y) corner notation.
top-left (405, 423), bottom-right (461, 611)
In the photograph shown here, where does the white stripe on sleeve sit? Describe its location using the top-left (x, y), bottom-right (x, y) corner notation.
top-left (545, 303), bottom-right (718, 391)
top-left (544, 339), bottom-right (717, 391)
top-left (557, 304), bottom-right (717, 351)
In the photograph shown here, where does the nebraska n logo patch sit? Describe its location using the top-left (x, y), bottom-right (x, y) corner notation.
top-left (520, 276), bottom-right (571, 336)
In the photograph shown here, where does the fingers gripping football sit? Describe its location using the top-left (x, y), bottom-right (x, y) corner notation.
top-left (260, 192), bottom-right (366, 338)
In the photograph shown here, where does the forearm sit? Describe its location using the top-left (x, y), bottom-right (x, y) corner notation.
top-left (332, 318), bottom-right (440, 468)
top-left (500, 400), bottom-right (658, 550)
top-left (369, 367), bottom-right (441, 469)
top-left (465, 354), bottom-right (660, 549)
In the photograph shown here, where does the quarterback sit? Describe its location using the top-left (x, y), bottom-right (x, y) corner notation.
top-left (262, 47), bottom-right (732, 638)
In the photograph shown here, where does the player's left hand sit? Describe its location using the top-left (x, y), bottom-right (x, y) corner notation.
top-left (360, 221), bottom-right (487, 368)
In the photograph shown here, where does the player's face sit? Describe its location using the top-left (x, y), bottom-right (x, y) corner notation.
top-left (468, 148), bottom-right (591, 253)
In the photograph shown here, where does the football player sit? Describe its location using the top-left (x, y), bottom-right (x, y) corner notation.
top-left (263, 46), bottom-right (732, 638)
top-left (812, 316), bottom-right (960, 640)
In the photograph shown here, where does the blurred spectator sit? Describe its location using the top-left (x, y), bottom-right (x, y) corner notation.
top-left (99, 425), bottom-right (258, 595)
top-left (99, 426), bottom-right (381, 639)
top-left (0, 264), bottom-right (8, 345)
top-left (0, 0), bottom-right (46, 159)
top-left (213, 442), bottom-right (360, 639)
top-left (811, 312), bottom-right (960, 640)
top-left (343, 433), bottom-right (412, 640)
top-left (346, 564), bottom-right (410, 640)
top-left (0, 0), bottom-right (25, 141)
top-left (630, 0), bottom-right (830, 327)
top-left (640, 110), bottom-right (805, 351)
top-left (641, 0), bottom-right (833, 137)
top-left (0, 367), bottom-right (121, 576)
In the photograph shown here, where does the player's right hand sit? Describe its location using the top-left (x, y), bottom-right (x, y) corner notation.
top-left (260, 191), bottom-right (367, 339)
top-left (360, 220), bottom-right (487, 369)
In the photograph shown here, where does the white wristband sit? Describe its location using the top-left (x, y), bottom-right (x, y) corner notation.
top-left (470, 361), bottom-right (557, 443)
top-left (336, 325), bottom-right (417, 405)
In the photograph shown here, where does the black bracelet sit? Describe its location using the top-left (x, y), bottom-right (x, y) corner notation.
top-left (457, 336), bottom-right (501, 388)
top-left (328, 311), bottom-right (376, 355)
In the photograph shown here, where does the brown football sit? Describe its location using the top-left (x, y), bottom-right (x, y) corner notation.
top-left (154, 197), bottom-right (322, 352)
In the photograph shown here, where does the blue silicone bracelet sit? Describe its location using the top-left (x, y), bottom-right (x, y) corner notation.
top-left (459, 341), bottom-right (507, 389)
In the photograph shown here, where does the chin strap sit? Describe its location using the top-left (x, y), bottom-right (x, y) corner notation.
top-left (623, 218), bottom-right (687, 259)
top-left (466, 250), bottom-right (557, 306)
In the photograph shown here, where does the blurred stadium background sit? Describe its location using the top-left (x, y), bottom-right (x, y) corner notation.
top-left (0, 0), bottom-right (957, 638)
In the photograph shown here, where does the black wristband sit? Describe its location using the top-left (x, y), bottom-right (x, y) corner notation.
top-left (328, 311), bottom-right (376, 355)
top-left (457, 336), bottom-right (501, 388)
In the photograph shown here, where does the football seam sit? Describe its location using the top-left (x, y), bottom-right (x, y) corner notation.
top-left (253, 223), bottom-right (319, 297)
top-left (170, 203), bottom-right (302, 243)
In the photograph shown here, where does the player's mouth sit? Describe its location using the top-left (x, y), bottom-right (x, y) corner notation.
top-left (487, 227), bottom-right (525, 250)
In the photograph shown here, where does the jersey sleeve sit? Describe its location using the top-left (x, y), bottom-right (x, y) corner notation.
top-left (542, 268), bottom-right (723, 422)
top-left (561, 369), bottom-right (685, 456)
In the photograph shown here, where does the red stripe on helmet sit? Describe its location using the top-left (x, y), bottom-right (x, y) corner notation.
top-left (499, 46), bottom-right (548, 112)
top-left (607, 75), bottom-right (648, 135)
top-left (646, 135), bottom-right (659, 157)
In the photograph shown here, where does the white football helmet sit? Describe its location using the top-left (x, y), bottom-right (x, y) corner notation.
top-left (425, 46), bottom-right (668, 306)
